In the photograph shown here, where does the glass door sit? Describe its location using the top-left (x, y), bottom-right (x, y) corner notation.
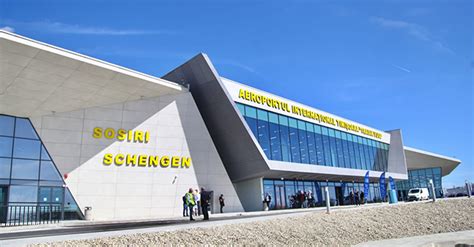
top-left (0, 186), bottom-right (7, 223)
top-left (275, 185), bottom-right (286, 209)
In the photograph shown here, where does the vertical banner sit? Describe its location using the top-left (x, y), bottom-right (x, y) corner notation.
top-left (380, 172), bottom-right (386, 201)
top-left (389, 176), bottom-right (396, 190)
top-left (364, 171), bottom-right (370, 199)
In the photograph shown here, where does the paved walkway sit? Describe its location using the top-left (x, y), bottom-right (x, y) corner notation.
top-left (356, 230), bottom-right (474, 247)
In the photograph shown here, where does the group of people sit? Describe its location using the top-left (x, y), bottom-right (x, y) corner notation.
top-left (263, 190), bottom-right (316, 209)
top-left (349, 190), bottom-right (365, 206)
top-left (182, 188), bottom-right (225, 221)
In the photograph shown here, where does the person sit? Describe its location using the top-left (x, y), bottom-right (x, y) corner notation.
top-left (349, 190), bottom-right (354, 205)
top-left (298, 191), bottom-right (305, 208)
top-left (355, 190), bottom-right (360, 206)
top-left (307, 190), bottom-right (314, 208)
top-left (264, 193), bottom-right (272, 209)
top-left (219, 194), bottom-right (225, 213)
top-left (182, 194), bottom-right (188, 217)
top-left (185, 188), bottom-right (195, 221)
top-left (200, 187), bottom-right (211, 220)
top-left (193, 189), bottom-right (200, 216)
top-left (360, 191), bottom-right (365, 205)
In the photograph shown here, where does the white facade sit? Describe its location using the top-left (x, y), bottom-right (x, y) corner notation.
top-left (30, 93), bottom-right (244, 220)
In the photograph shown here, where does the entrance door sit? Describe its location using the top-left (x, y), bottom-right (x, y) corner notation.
top-left (335, 186), bottom-right (344, 206)
top-left (0, 187), bottom-right (7, 223)
top-left (275, 185), bottom-right (286, 209)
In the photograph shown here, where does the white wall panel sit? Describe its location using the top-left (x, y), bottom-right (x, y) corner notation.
top-left (30, 92), bottom-right (244, 220)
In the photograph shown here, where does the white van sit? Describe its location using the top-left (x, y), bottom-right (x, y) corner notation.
top-left (407, 188), bottom-right (430, 201)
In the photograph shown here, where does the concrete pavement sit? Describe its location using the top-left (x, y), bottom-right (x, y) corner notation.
top-left (356, 230), bottom-right (474, 247)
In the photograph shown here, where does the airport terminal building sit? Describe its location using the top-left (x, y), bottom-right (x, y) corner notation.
top-left (0, 31), bottom-right (461, 223)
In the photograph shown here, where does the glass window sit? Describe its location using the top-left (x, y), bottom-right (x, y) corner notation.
top-left (328, 129), bottom-right (337, 167)
top-left (321, 127), bottom-right (332, 166)
top-left (39, 187), bottom-right (51, 203)
top-left (279, 124), bottom-right (291, 162)
top-left (306, 126), bottom-right (317, 165)
top-left (341, 133), bottom-right (351, 169)
top-left (14, 118), bottom-right (38, 139)
top-left (314, 125), bottom-right (325, 165)
top-left (357, 136), bottom-right (366, 170)
top-left (9, 185), bottom-right (38, 203)
top-left (245, 117), bottom-right (258, 138)
top-left (245, 105), bottom-right (257, 118)
top-left (0, 137), bottom-right (13, 157)
top-left (13, 138), bottom-right (41, 159)
top-left (0, 115), bottom-right (15, 136)
top-left (335, 131), bottom-right (345, 168)
top-left (52, 187), bottom-right (63, 203)
top-left (11, 159), bottom-right (40, 180)
top-left (279, 116), bottom-right (290, 162)
top-left (298, 121), bottom-right (308, 164)
top-left (257, 110), bottom-right (271, 159)
top-left (347, 134), bottom-right (356, 169)
top-left (236, 103), bottom-right (245, 115)
top-left (269, 120), bottom-right (282, 161)
top-left (0, 158), bottom-right (11, 178)
top-left (257, 109), bottom-right (268, 121)
top-left (41, 145), bottom-right (51, 161)
top-left (40, 161), bottom-right (62, 181)
top-left (268, 112), bottom-right (279, 124)
top-left (263, 182), bottom-right (275, 209)
top-left (289, 119), bottom-right (300, 163)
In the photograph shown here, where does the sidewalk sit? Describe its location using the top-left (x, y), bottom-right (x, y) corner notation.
top-left (355, 230), bottom-right (474, 247)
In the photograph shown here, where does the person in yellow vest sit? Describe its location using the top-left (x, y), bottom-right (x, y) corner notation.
top-left (185, 188), bottom-right (196, 221)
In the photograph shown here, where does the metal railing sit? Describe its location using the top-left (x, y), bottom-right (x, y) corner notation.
top-left (0, 205), bottom-right (62, 227)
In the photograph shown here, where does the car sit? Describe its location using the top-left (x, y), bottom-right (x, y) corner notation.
top-left (407, 188), bottom-right (430, 201)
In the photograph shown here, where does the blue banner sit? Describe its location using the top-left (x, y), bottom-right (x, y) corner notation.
top-left (364, 171), bottom-right (370, 200)
top-left (380, 172), bottom-right (386, 201)
top-left (389, 176), bottom-right (396, 190)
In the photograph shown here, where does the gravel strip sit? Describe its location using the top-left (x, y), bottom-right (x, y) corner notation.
top-left (33, 198), bottom-right (474, 246)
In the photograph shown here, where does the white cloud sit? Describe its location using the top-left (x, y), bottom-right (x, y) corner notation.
top-left (0, 26), bottom-right (15, 32)
top-left (392, 64), bottom-right (411, 73)
top-left (3, 20), bottom-right (170, 36)
top-left (371, 17), bottom-right (454, 55)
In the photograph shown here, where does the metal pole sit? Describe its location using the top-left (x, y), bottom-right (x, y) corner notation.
top-left (429, 179), bottom-right (436, 202)
top-left (325, 187), bottom-right (330, 214)
top-left (466, 180), bottom-right (472, 198)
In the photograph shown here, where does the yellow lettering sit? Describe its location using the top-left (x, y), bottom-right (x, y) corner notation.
top-left (145, 132), bottom-right (150, 143)
top-left (126, 154), bottom-right (137, 166)
top-left (93, 127), bottom-right (102, 139)
top-left (160, 156), bottom-right (170, 167)
top-left (181, 157), bottom-right (192, 168)
top-left (104, 128), bottom-right (115, 139)
top-left (117, 129), bottom-right (127, 141)
top-left (149, 155), bottom-right (159, 167)
top-left (134, 131), bottom-right (144, 142)
top-left (138, 155), bottom-right (147, 166)
top-left (171, 156), bottom-right (180, 167)
top-left (127, 130), bottom-right (133, 142)
top-left (114, 154), bottom-right (124, 166)
top-left (103, 153), bottom-right (113, 165)
top-left (239, 89), bottom-right (245, 99)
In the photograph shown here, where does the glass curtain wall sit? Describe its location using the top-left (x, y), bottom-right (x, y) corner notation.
top-left (0, 115), bottom-right (83, 221)
top-left (396, 167), bottom-right (443, 200)
top-left (263, 178), bottom-right (383, 210)
top-left (236, 103), bottom-right (389, 172)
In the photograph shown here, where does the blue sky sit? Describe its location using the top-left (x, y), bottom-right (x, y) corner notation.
top-left (1, 0), bottom-right (472, 188)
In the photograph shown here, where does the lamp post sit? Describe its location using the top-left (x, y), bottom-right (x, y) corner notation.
top-left (466, 180), bottom-right (472, 198)
top-left (429, 179), bottom-right (436, 202)
top-left (325, 186), bottom-right (330, 214)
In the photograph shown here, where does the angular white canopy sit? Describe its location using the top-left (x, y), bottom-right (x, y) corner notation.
top-left (404, 146), bottom-right (461, 176)
top-left (0, 30), bottom-right (184, 117)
